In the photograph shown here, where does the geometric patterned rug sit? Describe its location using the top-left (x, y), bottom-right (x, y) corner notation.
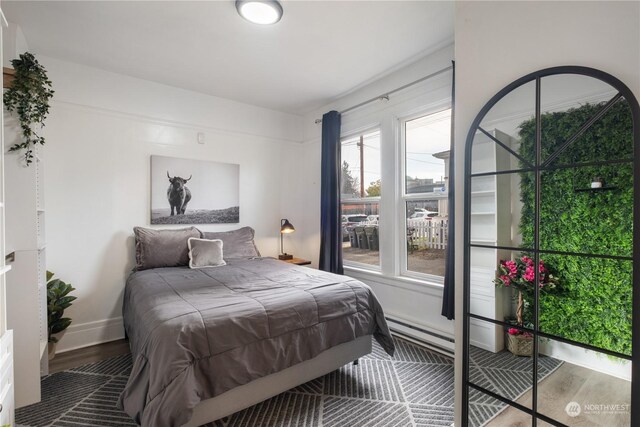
top-left (15, 336), bottom-right (561, 427)
top-left (16, 355), bottom-right (136, 427)
top-left (468, 345), bottom-right (563, 427)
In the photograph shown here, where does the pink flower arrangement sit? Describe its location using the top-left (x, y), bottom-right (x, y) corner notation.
top-left (524, 265), bottom-right (535, 282)
top-left (504, 260), bottom-right (517, 276)
top-left (494, 255), bottom-right (559, 327)
top-left (507, 327), bottom-right (532, 337)
top-left (494, 255), bottom-right (558, 293)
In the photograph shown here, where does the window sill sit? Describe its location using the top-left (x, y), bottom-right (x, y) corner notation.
top-left (343, 265), bottom-right (445, 297)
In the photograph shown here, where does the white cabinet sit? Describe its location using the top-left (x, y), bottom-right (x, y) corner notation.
top-left (4, 125), bottom-right (48, 408)
top-left (469, 129), bottom-right (515, 352)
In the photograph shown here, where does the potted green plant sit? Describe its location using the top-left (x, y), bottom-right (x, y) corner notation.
top-left (494, 255), bottom-right (559, 356)
top-left (3, 52), bottom-right (54, 165)
top-left (47, 271), bottom-right (76, 359)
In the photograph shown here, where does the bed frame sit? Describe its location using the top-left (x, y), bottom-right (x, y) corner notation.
top-left (182, 335), bottom-right (373, 427)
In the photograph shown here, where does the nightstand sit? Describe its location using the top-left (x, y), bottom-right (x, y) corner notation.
top-left (282, 257), bottom-right (311, 266)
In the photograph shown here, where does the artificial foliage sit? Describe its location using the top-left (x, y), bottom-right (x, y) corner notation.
top-left (47, 270), bottom-right (76, 343)
top-left (518, 99), bottom-right (633, 355)
top-left (3, 52), bottom-right (54, 165)
top-left (494, 255), bottom-right (559, 332)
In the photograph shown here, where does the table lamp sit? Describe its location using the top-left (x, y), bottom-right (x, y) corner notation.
top-left (279, 218), bottom-right (295, 260)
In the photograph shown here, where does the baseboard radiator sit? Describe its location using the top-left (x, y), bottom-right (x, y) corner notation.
top-left (385, 316), bottom-right (455, 357)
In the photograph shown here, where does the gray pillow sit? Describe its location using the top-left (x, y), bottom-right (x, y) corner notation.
top-left (200, 226), bottom-right (260, 259)
top-left (188, 238), bottom-right (226, 269)
top-left (133, 226), bottom-right (201, 270)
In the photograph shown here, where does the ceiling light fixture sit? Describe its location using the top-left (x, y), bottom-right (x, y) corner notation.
top-left (236, 0), bottom-right (283, 25)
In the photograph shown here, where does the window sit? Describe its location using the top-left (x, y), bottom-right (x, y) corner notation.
top-left (335, 67), bottom-right (453, 287)
top-left (402, 109), bottom-right (451, 279)
top-left (340, 129), bottom-right (381, 267)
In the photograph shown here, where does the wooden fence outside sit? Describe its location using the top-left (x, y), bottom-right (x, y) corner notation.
top-left (407, 219), bottom-right (448, 250)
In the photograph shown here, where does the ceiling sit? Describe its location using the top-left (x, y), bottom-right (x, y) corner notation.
top-left (3, 1), bottom-right (454, 115)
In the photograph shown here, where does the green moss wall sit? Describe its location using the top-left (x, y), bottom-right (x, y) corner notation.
top-left (518, 99), bottom-right (633, 354)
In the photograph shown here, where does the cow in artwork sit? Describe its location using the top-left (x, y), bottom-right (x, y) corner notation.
top-left (167, 172), bottom-right (192, 215)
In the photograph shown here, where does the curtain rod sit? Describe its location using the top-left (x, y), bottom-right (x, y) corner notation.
top-left (314, 64), bottom-right (453, 124)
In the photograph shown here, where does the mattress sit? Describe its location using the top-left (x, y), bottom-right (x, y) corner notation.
top-left (117, 257), bottom-right (395, 427)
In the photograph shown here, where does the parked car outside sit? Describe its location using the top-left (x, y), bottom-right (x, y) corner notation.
top-left (409, 210), bottom-right (438, 220)
top-left (342, 214), bottom-right (369, 241)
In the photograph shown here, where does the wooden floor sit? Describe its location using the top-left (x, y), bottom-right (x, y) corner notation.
top-left (49, 339), bottom-right (131, 374)
top-left (487, 361), bottom-right (630, 426)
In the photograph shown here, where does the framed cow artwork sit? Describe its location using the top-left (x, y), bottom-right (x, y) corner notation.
top-left (150, 155), bottom-right (239, 224)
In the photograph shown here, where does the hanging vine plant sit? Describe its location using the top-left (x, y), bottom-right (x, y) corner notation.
top-left (4, 52), bottom-right (54, 165)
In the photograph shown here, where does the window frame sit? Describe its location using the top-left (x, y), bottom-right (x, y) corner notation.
top-left (336, 71), bottom-right (453, 290)
top-left (340, 125), bottom-right (382, 272)
top-left (398, 106), bottom-right (452, 283)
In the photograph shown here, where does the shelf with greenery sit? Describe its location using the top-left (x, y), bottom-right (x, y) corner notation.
top-left (3, 52), bottom-right (54, 165)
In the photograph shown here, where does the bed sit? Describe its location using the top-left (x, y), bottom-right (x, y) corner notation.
top-left (117, 254), bottom-right (395, 427)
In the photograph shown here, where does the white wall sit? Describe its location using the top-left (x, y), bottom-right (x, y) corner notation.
top-left (454, 1), bottom-right (640, 424)
top-left (295, 44), bottom-right (456, 351)
top-left (35, 56), bottom-right (303, 352)
top-left (2, 23), bottom-right (27, 68)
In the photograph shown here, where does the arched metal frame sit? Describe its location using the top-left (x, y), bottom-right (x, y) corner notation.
top-left (462, 66), bottom-right (640, 426)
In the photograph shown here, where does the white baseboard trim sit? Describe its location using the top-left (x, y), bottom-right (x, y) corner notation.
top-left (385, 314), bottom-right (455, 353)
top-left (540, 339), bottom-right (631, 381)
top-left (55, 317), bottom-right (125, 354)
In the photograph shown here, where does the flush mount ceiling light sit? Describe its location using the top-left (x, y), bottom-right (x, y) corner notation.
top-left (236, 0), bottom-right (283, 25)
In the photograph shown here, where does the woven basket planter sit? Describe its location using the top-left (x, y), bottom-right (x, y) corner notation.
top-left (506, 332), bottom-right (533, 357)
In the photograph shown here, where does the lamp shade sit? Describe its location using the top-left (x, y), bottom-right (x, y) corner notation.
top-left (280, 219), bottom-right (295, 234)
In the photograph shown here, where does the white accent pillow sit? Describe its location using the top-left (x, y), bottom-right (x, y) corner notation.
top-left (187, 238), bottom-right (226, 269)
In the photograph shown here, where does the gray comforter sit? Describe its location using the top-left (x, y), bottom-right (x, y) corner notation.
top-left (118, 258), bottom-right (395, 427)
